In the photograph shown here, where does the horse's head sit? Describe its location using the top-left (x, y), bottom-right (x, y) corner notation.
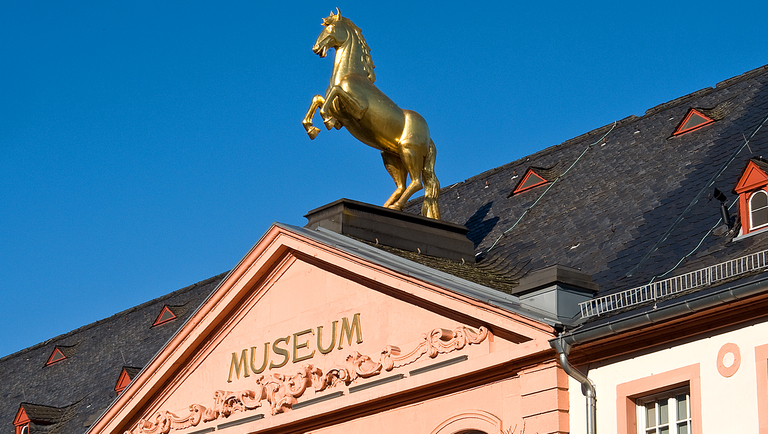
top-left (313, 9), bottom-right (350, 58)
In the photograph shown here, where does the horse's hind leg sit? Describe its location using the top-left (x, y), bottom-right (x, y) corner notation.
top-left (382, 151), bottom-right (407, 209)
top-left (391, 142), bottom-right (425, 210)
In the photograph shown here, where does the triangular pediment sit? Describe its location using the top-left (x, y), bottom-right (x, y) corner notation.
top-left (735, 159), bottom-right (768, 193)
top-left (673, 108), bottom-right (714, 135)
top-left (45, 347), bottom-right (66, 366)
top-left (13, 406), bottom-right (29, 426)
top-left (512, 168), bottom-right (547, 194)
top-left (152, 305), bottom-right (177, 326)
top-left (90, 224), bottom-right (555, 434)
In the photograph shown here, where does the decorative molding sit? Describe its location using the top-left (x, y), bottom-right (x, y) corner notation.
top-left (716, 342), bottom-right (741, 378)
top-left (126, 325), bottom-right (489, 434)
top-left (430, 410), bottom-right (503, 434)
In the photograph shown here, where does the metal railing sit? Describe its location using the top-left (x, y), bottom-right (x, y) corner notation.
top-left (579, 249), bottom-right (768, 318)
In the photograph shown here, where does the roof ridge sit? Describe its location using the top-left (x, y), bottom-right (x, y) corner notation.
top-left (411, 63), bottom-right (768, 207)
top-left (716, 63), bottom-right (768, 89)
top-left (0, 271), bottom-right (229, 363)
top-left (645, 63), bottom-right (768, 117)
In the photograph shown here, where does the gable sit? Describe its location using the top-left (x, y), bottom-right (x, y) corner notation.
top-left (673, 108), bottom-right (714, 135)
top-left (13, 407), bottom-right (29, 426)
top-left (735, 160), bottom-right (768, 194)
top-left (512, 168), bottom-right (548, 194)
top-left (90, 225), bottom-right (555, 434)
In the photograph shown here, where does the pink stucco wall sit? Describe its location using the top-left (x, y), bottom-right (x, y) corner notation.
top-left (92, 226), bottom-right (566, 434)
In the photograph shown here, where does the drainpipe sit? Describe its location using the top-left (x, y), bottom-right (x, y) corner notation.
top-left (551, 335), bottom-right (596, 434)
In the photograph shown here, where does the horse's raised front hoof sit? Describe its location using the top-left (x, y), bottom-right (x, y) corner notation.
top-left (307, 126), bottom-right (321, 140)
top-left (323, 118), bottom-right (337, 130)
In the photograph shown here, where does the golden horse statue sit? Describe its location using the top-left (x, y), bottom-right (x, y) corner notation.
top-left (302, 10), bottom-right (441, 220)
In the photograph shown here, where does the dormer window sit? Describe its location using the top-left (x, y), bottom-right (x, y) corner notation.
top-left (13, 406), bottom-right (30, 434)
top-left (734, 158), bottom-right (768, 235)
top-left (750, 190), bottom-right (768, 230)
top-left (14, 403), bottom-right (67, 434)
top-left (115, 366), bottom-right (141, 394)
top-left (152, 305), bottom-right (177, 326)
top-left (45, 347), bottom-right (67, 366)
top-left (510, 163), bottom-right (563, 196)
top-left (672, 108), bottom-right (714, 136)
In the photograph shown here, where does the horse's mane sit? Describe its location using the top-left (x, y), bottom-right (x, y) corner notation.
top-left (342, 18), bottom-right (375, 83)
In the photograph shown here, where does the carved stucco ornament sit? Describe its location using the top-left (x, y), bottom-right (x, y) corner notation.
top-left (302, 9), bottom-right (441, 220)
top-left (126, 325), bottom-right (488, 434)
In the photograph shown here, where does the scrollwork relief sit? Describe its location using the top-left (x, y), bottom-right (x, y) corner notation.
top-left (125, 325), bottom-right (489, 434)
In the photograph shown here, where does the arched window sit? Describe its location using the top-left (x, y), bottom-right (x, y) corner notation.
top-left (430, 411), bottom-right (502, 434)
top-left (750, 190), bottom-right (768, 229)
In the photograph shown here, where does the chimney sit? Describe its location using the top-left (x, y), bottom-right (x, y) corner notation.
top-left (512, 264), bottom-right (598, 325)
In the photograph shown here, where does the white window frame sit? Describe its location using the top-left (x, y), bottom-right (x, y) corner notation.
top-left (635, 386), bottom-right (691, 434)
top-left (750, 190), bottom-right (768, 230)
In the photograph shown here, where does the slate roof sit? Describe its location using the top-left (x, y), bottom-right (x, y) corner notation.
top-left (407, 63), bottom-right (768, 298)
top-left (0, 273), bottom-right (226, 434)
top-left (19, 403), bottom-right (68, 425)
top-left (6, 63), bottom-right (768, 433)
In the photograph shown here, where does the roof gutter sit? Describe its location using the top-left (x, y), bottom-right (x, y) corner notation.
top-left (551, 336), bottom-right (597, 434)
top-left (559, 273), bottom-right (768, 347)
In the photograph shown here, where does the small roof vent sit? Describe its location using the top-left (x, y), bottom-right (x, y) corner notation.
top-left (115, 366), bottom-right (142, 393)
top-left (512, 169), bottom-right (547, 194)
top-left (152, 305), bottom-right (177, 326)
top-left (673, 108), bottom-right (714, 136)
top-left (509, 162), bottom-right (564, 196)
top-left (44, 345), bottom-right (76, 366)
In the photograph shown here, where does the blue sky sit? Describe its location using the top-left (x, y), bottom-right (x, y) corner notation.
top-left (2, 1), bottom-right (767, 358)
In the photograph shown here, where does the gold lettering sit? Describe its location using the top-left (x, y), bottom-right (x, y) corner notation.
top-left (338, 313), bottom-right (363, 349)
top-left (293, 328), bottom-right (315, 363)
top-left (250, 342), bottom-right (269, 374)
top-left (227, 349), bottom-right (250, 383)
top-left (317, 321), bottom-right (337, 354)
top-left (270, 336), bottom-right (290, 369)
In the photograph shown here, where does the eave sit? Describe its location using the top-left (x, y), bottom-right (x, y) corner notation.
top-left (553, 273), bottom-right (768, 365)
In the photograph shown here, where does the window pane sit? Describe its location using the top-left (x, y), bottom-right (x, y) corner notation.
top-left (646, 403), bottom-right (656, 428)
top-left (520, 172), bottom-right (545, 189)
top-left (660, 426), bottom-right (670, 434)
top-left (752, 191), bottom-right (768, 209)
top-left (676, 394), bottom-right (688, 420)
top-left (677, 422), bottom-right (688, 434)
top-left (681, 114), bottom-right (708, 131)
top-left (659, 399), bottom-right (669, 424)
top-left (753, 207), bottom-right (768, 227)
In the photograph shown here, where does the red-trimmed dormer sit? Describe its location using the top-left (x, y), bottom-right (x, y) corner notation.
top-left (510, 163), bottom-right (564, 196)
top-left (734, 158), bottom-right (768, 235)
top-left (14, 403), bottom-right (67, 434)
top-left (44, 344), bottom-right (78, 367)
top-left (152, 305), bottom-right (177, 327)
top-left (115, 366), bottom-right (142, 394)
top-left (13, 405), bottom-right (30, 434)
top-left (673, 108), bottom-right (714, 136)
top-left (513, 169), bottom-right (547, 194)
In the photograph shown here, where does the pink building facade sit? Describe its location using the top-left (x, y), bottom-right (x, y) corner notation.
top-left (89, 224), bottom-right (568, 434)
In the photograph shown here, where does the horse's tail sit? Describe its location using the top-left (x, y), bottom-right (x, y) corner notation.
top-left (421, 139), bottom-right (441, 220)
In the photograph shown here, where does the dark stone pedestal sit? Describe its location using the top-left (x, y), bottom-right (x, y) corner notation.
top-left (304, 199), bottom-right (475, 263)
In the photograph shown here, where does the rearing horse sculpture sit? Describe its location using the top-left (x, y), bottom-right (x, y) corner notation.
top-left (302, 10), bottom-right (441, 220)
